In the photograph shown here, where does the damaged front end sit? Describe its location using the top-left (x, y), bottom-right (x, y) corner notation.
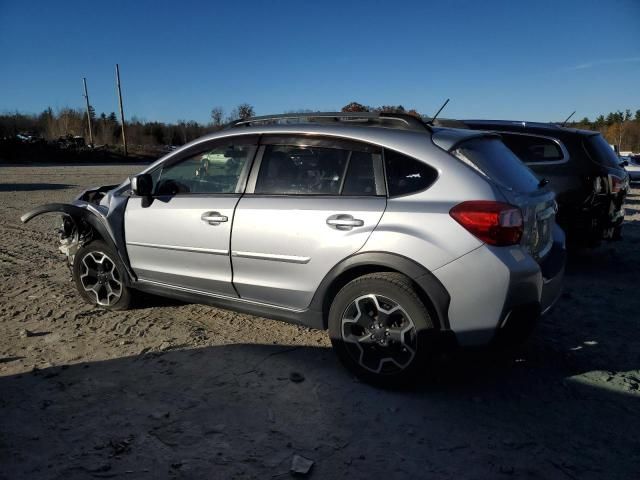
top-left (57, 213), bottom-right (89, 266)
top-left (21, 184), bottom-right (135, 281)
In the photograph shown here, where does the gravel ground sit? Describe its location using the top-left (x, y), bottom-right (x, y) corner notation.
top-left (0, 164), bottom-right (639, 479)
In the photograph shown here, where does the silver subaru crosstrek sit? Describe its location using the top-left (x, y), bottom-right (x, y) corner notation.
top-left (22, 112), bottom-right (565, 385)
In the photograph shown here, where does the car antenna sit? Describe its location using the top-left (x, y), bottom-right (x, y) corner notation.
top-left (561, 110), bottom-right (576, 126)
top-left (426, 98), bottom-right (450, 125)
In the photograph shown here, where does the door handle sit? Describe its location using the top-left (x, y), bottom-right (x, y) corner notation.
top-left (326, 214), bottom-right (364, 230)
top-left (201, 211), bottom-right (228, 225)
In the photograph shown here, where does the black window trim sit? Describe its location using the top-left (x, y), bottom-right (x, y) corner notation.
top-left (498, 132), bottom-right (570, 166)
top-left (244, 134), bottom-right (387, 197)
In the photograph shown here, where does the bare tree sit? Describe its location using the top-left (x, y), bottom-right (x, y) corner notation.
top-left (237, 103), bottom-right (254, 120)
top-left (211, 107), bottom-right (224, 127)
top-left (341, 102), bottom-right (369, 112)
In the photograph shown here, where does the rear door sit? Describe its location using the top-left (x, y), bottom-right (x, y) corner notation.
top-left (125, 135), bottom-right (258, 295)
top-left (231, 135), bottom-right (387, 309)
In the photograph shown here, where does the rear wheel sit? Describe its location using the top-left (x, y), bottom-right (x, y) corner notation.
top-left (328, 272), bottom-right (436, 387)
top-left (72, 240), bottom-right (133, 310)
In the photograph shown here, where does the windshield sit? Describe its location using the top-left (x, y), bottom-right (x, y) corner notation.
top-left (451, 137), bottom-right (541, 192)
top-left (584, 134), bottom-right (624, 169)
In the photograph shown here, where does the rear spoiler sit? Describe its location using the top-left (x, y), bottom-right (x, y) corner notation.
top-left (431, 127), bottom-right (501, 152)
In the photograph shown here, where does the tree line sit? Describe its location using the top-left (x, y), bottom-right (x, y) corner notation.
top-left (2, 103), bottom-right (639, 152)
top-left (568, 109), bottom-right (640, 152)
top-left (0, 103), bottom-right (256, 147)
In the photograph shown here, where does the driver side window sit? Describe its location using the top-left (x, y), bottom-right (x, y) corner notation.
top-left (156, 142), bottom-right (256, 195)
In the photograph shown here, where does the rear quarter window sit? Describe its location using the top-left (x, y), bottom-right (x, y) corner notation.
top-left (384, 149), bottom-right (438, 197)
top-left (584, 134), bottom-right (625, 169)
top-left (451, 137), bottom-right (540, 193)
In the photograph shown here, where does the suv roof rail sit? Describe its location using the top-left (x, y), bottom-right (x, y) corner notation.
top-left (227, 111), bottom-right (431, 132)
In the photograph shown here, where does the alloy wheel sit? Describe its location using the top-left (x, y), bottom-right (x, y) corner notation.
top-left (79, 251), bottom-right (123, 306)
top-left (340, 294), bottom-right (417, 374)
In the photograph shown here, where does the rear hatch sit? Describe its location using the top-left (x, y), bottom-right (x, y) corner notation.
top-left (445, 134), bottom-right (557, 261)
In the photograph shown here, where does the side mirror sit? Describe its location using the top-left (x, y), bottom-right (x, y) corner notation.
top-left (130, 173), bottom-right (153, 196)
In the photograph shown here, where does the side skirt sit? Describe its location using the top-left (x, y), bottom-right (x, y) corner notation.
top-left (132, 279), bottom-right (325, 330)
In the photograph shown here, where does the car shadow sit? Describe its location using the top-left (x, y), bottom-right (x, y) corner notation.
top-left (1, 334), bottom-right (638, 479)
top-left (0, 183), bottom-right (76, 192)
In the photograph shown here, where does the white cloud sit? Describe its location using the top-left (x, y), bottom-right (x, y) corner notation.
top-left (568, 56), bottom-right (640, 70)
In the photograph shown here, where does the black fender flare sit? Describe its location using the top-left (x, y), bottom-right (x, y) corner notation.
top-left (21, 203), bottom-right (135, 283)
top-left (309, 251), bottom-right (451, 330)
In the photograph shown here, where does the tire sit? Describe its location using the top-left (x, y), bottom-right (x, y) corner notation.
top-left (72, 240), bottom-right (133, 311)
top-left (328, 272), bottom-right (435, 387)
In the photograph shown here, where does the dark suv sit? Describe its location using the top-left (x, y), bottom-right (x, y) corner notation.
top-left (449, 120), bottom-right (629, 246)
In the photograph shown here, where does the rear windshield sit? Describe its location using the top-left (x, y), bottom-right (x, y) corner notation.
top-left (451, 137), bottom-right (540, 192)
top-left (584, 134), bottom-right (624, 169)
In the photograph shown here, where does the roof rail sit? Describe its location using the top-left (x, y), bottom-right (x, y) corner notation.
top-left (227, 111), bottom-right (431, 132)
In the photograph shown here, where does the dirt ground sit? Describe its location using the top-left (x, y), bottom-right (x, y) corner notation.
top-left (1, 164), bottom-right (639, 479)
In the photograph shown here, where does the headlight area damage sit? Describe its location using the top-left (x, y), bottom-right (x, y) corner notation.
top-left (20, 185), bottom-right (135, 282)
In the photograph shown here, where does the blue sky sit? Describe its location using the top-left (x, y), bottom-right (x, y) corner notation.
top-left (1, 0), bottom-right (638, 123)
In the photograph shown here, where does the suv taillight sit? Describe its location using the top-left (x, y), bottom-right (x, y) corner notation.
top-left (450, 201), bottom-right (523, 246)
top-left (608, 173), bottom-right (625, 194)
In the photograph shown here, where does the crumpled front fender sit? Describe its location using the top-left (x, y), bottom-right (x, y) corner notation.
top-left (21, 202), bottom-right (135, 283)
top-left (21, 202), bottom-right (94, 224)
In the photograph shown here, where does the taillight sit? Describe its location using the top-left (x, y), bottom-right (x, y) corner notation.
top-left (594, 177), bottom-right (604, 194)
top-left (608, 173), bottom-right (625, 194)
top-left (450, 201), bottom-right (523, 246)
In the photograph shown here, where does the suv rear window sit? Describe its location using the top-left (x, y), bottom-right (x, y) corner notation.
top-left (451, 137), bottom-right (540, 192)
top-left (500, 133), bottom-right (564, 163)
top-left (584, 134), bottom-right (624, 169)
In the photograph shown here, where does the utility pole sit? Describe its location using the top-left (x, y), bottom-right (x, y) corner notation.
top-left (115, 64), bottom-right (128, 156)
top-left (82, 77), bottom-right (94, 147)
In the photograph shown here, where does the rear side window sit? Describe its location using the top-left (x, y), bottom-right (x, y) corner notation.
top-left (451, 137), bottom-right (540, 192)
top-left (384, 149), bottom-right (438, 197)
top-left (500, 133), bottom-right (564, 163)
top-left (255, 144), bottom-right (381, 196)
top-left (584, 134), bottom-right (624, 169)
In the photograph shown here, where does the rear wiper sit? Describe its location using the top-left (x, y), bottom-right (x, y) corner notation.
top-left (538, 178), bottom-right (549, 188)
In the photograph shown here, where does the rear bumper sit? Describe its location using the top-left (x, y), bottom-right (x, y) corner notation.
top-left (434, 226), bottom-right (566, 347)
top-left (493, 225), bottom-right (565, 346)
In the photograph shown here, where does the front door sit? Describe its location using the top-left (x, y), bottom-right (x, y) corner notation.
top-left (231, 136), bottom-right (387, 309)
top-left (125, 136), bottom-right (258, 296)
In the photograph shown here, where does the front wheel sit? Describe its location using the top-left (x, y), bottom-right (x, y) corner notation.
top-left (72, 240), bottom-right (133, 310)
top-left (328, 272), bottom-right (436, 387)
